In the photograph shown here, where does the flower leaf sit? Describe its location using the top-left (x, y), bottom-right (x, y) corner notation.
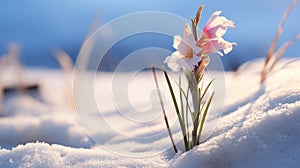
top-left (197, 91), bottom-right (214, 144)
top-left (162, 66), bottom-right (189, 151)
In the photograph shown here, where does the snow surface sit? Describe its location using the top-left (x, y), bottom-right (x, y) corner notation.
top-left (0, 59), bottom-right (300, 167)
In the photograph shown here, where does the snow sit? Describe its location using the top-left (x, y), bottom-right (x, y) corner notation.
top-left (170, 59), bottom-right (300, 167)
top-left (0, 143), bottom-right (167, 168)
top-left (0, 59), bottom-right (300, 167)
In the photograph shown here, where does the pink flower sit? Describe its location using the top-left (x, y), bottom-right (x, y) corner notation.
top-left (164, 24), bottom-right (202, 72)
top-left (198, 11), bottom-right (237, 56)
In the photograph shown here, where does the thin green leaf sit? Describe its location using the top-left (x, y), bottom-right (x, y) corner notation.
top-left (199, 79), bottom-right (215, 107)
top-left (197, 92), bottom-right (215, 144)
top-left (179, 73), bottom-right (184, 125)
top-left (173, 79), bottom-right (194, 116)
top-left (162, 66), bottom-right (188, 151)
top-left (197, 74), bottom-right (204, 86)
top-left (185, 85), bottom-right (190, 150)
top-left (179, 73), bottom-right (189, 150)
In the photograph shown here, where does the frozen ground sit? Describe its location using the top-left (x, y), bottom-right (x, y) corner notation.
top-left (0, 59), bottom-right (299, 167)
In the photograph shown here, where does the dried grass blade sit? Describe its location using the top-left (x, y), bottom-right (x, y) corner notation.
top-left (152, 66), bottom-right (178, 153)
top-left (269, 33), bottom-right (300, 71)
top-left (265, 0), bottom-right (298, 65)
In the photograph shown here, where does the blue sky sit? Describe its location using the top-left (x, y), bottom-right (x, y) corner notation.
top-left (0, 0), bottom-right (299, 70)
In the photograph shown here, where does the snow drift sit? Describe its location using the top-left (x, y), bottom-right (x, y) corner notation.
top-left (0, 59), bottom-right (299, 167)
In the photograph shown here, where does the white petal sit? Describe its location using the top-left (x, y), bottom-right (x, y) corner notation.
top-left (223, 42), bottom-right (237, 54)
top-left (172, 35), bottom-right (182, 50)
top-left (164, 51), bottom-right (185, 72)
top-left (183, 54), bottom-right (201, 71)
top-left (184, 24), bottom-right (192, 37)
top-left (216, 38), bottom-right (237, 55)
top-left (177, 34), bottom-right (194, 56)
top-left (214, 26), bottom-right (227, 37)
top-left (208, 16), bottom-right (232, 30)
top-left (223, 46), bottom-right (232, 54)
top-left (205, 11), bottom-right (222, 27)
top-left (191, 39), bottom-right (202, 54)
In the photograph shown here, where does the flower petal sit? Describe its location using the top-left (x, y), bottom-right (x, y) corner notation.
top-left (164, 51), bottom-right (185, 72)
top-left (200, 38), bottom-right (236, 56)
top-left (223, 41), bottom-right (237, 54)
top-left (173, 35), bottom-right (182, 50)
top-left (182, 53), bottom-right (201, 71)
top-left (205, 11), bottom-right (223, 28)
top-left (177, 34), bottom-right (195, 57)
top-left (202, 11), bottom-right (235, 39)
top-left (206, 16), bottom-right (235, 30)
top-left (184, 24), bottom-right (192, 37)
top-left (166, 23), bottom-right (203, 72)
top-left (199, 39), bottom-right (219, 55)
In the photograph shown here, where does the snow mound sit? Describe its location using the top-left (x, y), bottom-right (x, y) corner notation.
top-left (0, 59), bottom-right (300, 167)
top-left (170, 59), bottom-right (300, 167)
top-left (0, 143), bottom-right (167, 168)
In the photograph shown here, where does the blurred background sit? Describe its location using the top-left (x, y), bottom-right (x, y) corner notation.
top-left (0, 0), bottom-right (299, 71)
